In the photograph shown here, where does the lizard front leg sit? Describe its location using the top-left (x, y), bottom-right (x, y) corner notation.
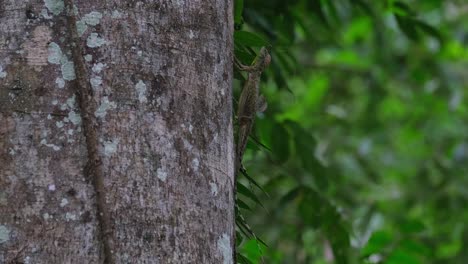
top-left (234, 57), bottom-right (258, 72)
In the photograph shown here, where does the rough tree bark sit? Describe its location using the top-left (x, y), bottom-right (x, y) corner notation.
top-left (0, 0), bottom-right (234, 263)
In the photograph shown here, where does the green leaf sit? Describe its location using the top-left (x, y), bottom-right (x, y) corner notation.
top-left (237, 182), bottom-right (264, 208)
top-left (298, 187), bottom-right (323, 228)
top-left (386, 248), bottom-right (421, 264)
top-left (322, 0), bottom-right (340, 25)
top-left (248, 134), bottom-right (271, 152)
top-left (234, 0), bottom-right (244, 26)
top-left (395, 15), bottom-right (420, 41)
top-left (271, 56), bottom-right (291, 92)
top-left (286, 120), bottom-right (328, 189)
top-left (270, 122), bottom-right (290, 164)
top-left (240, 169), bottom-right (269, 197)
top-left (400, 240), bottom-right (430, 257)
top-left (274, 48), bottom-right (297, 75)
top-left (234, 45), bottom-right (256, 66)
top-left (241, 239), bottom-right (266, 263)
top-left (350, 0), bottom-right (374, 16)
top-left (327, 223), bottom-right (350, 264)
top-left (391, 1), bottom-right (417, 17)
top-left (236, 231), bottom-right (244, 246)
top-left (436, 239), bottom-right (461, 259)
top-left (279, 186), bottom-right (301, 206)
top-left (236, 198), bottom-right (252, 211)
top-left (236, 253), bottom-right (253, 264)
top-left (400, 219), bottom-right (425, 234)
top-left (236, 207), bottom-right (255, 240)
top-left (413, 19), bottom-right (443, 43)
top-left (361, 230), bottom-right (393, 256)
top-left (236, 219), bottom-right (253, 240)
top-left (234, 31), bottom-right (270, 47)
top-left (255, 236), bottom-right (268, 248)
top-left (307, 0), bottom-right (330, 27)
top-left (236, 215), bottom-right (268, 247)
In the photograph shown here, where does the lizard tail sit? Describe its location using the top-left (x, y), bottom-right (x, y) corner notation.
top-left (235, 124), bottom-right (250, 177)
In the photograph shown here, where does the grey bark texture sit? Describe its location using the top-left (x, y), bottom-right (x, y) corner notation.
top-left (0, 0), bottom-right (235, 263)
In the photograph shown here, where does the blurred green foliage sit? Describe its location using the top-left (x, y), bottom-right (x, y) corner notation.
top-left (233, 0), bottom-right (468, 263)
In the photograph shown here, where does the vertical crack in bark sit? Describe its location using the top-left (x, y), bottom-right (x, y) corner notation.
top-left (63, 1), bottom-right (115, 263)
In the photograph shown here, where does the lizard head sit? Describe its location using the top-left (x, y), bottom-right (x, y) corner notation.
top-left (258, 47), bottom-right (271, 70)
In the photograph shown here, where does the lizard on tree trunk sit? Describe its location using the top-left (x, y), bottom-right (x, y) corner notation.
top-left (234, 47), bottom-right (271, 177)
top-left (233, 46), bottom-right (271, 264)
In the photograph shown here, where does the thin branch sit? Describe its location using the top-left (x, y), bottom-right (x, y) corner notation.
top-left (63, 1), bottom-right (116, 263)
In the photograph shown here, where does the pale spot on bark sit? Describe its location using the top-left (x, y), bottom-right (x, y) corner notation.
top-left (217, 233), bottom-right (232, 264)
top-left (83, 11), bottom-right (103, 26)
top-left (44, 0), bottom-right (64, 16)
top-left (104, 139), bottom-right (119, 156)
top-left (135, 80), bottom-right (148, 104)
top-left (55, 77), bottom-right (65, 88)
top-left (0, 65), bottom-right (7, 79)
top-left (43, 213), bottom-right (51, 220)
top-left (0, 225), bottom-right (10, 244)
top-left (76, 20), bottom-right (87, 36)
top-left (61, 60), bottom-right (76, 81)
top-left (56, 121), bottom-right (64, 128)
top-left (192, 158), bottom-right (199, 172)
top-left (111, 10), bottom-right (122, 19)
top-left (95, 97), bottom-right (116, 118)
top-left (61, 97), bottom-right (74, 111)
top-left (182, 138), bottom-right (193, 151)
top-left (189, 30), bottom-right (195, 39)
top-left (76, 11), bottom-right (103, 37)
top-left (65, 212), bottom-right (76, 221)
top-left (90, 76), bottom-right (103, 89)
top-left (67, 111), bottom-right (81, 125)
top-left (41, 8), bottom-right (52, 19)
top-left (60, 198), bottom-right (68, 207)
top-left (157, 168), bottom-right (168, 182)
top-left (209, 181), bottom-right (218, 196)
top-left (66, 96), bottom-right (76, 109)
top-left (86, 33), bottom-right (106, 48)
top-left (47, 42), bottom-right (76, 80)
top-left (40, 139), bottom-right (61, 151)
top-left (84, 54), bottom-right (93, 62)
top-left (9, 148), bottom-right (16, 155)
top-left (47, 43), bottom-right (62, 64)
top-left (92, 62), bottom-right (106, 73)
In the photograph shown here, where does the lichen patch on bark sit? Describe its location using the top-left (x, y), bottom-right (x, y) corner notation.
top-left (86, 33), bottom-right (106, 48)
top-left (0, 225), bottom-right (10, 244)
top-left (44, 0), bottom-right (65, 16)
top-left (0, 66), bottom-right (7, 79)
top-left (47, 42), bottom-right (76, 80)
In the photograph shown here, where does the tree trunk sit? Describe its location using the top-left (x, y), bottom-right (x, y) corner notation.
top-left (0, 1), bottom-right (234, 263)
